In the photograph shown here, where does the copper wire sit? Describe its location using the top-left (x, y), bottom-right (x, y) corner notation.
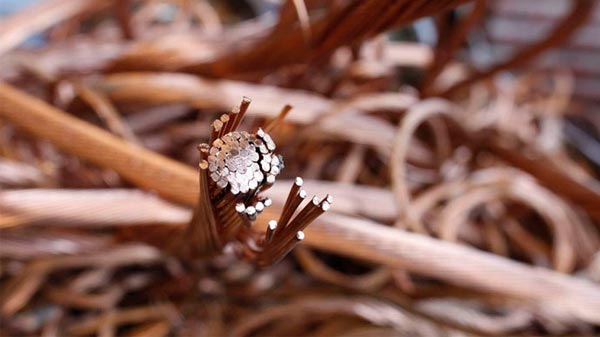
top-left (186, 97), bottom-right (330, 266)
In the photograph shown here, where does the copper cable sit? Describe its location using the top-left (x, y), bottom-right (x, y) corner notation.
top-left (1, 83), bottom-right (600, 323)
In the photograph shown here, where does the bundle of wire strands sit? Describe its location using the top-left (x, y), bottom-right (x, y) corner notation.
top-left (188, 97), bottom-right (332, 266)
top-left (1, 0), bottom-right (600, 336)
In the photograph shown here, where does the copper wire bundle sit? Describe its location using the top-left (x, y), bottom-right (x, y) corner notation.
top-left (0, 0), bottom-right (600, 336)
top-left (185, 97), bottom-right (331, 266)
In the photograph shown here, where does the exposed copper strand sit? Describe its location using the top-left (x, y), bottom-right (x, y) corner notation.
top-left (262, 231), bottom-right (304, 266)
top-left (209, 119), bottom-right (223, 145)
top-left (277, 177), bottom-right (303, 227)
top-left (264, 104), bottom-right (292, 133)
top-left (284, 197), bottom-right (328, 237)
top-left (267, 196), bottom-right (320, 256)
top-left (230, 97), bottom-right (251, 132)
top-left (265, 220), bottom-right (277, 244)
top-left (273, 188), bottom-right (307, 241)
top-left (222, 106), bottom-right (240, 134)
top-left (216, 113), bottom-right (230, 139)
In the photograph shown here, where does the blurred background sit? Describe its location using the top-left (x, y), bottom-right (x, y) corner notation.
top-left (1, 0), bottom-right (600, 336)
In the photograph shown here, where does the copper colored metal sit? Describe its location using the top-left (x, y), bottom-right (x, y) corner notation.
top-left (277, 177), bottom-right (304, 228)
top-left (187, 97), bottom-right (331, 266)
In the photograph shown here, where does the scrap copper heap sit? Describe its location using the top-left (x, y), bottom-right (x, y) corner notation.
top-left (190, 97), bottom-right (331, 267)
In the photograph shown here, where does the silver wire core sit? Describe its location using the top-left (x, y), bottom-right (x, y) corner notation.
top-left (207, 130), bottom-right (283, 194)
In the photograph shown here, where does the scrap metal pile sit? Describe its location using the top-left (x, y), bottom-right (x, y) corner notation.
top-left (1, 0), bottom-right (600, 336)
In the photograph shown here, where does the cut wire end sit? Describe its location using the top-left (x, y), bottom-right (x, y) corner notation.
top-left (188, 97), bottom-right (331, 266)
